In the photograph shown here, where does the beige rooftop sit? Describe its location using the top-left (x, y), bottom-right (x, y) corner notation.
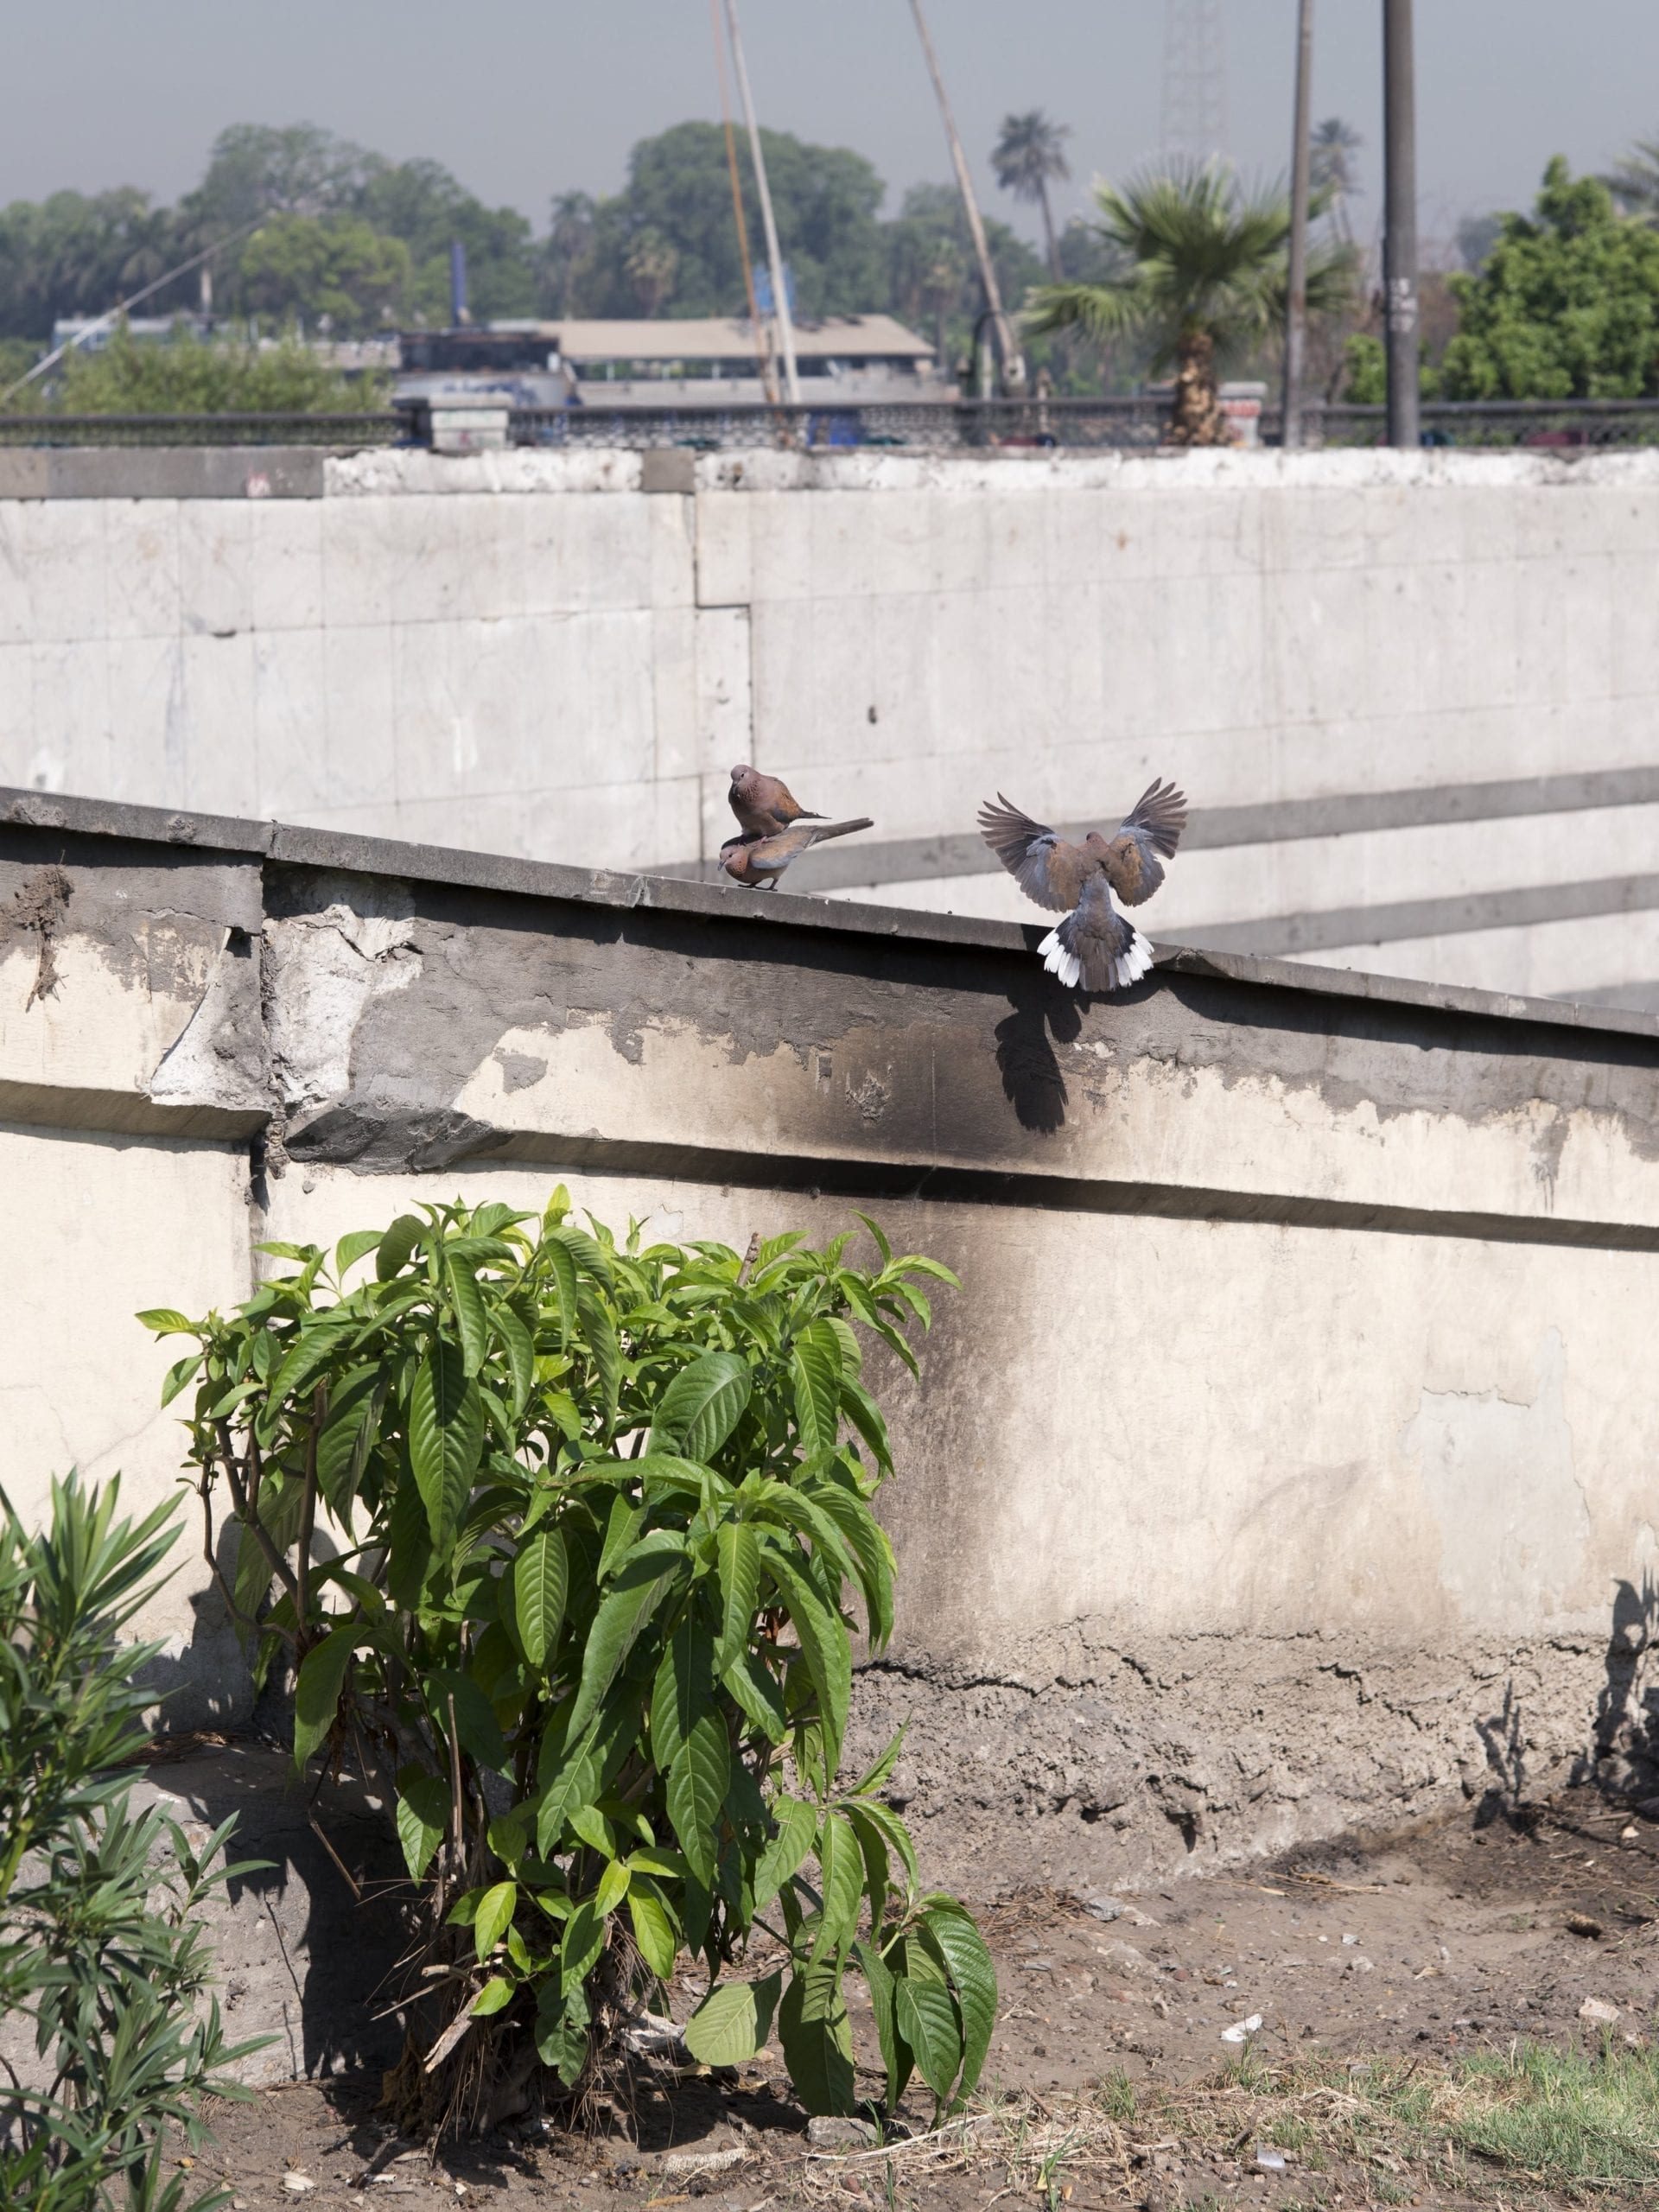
top-left (508, 315), bottom-right (934, 364)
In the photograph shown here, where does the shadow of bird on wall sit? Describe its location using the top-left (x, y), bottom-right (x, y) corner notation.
top-left (994, 970), bottom-right (1081, 1135)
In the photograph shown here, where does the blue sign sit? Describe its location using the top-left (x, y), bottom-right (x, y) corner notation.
top-left (751, 262), bottom-right (797, 316)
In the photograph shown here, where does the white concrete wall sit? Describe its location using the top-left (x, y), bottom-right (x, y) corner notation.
top-left (4, 442), bottom-right (1659, 1002)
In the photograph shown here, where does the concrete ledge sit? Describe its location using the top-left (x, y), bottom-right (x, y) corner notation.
top-left (0, 447), bottom-right (329, 501)
top-left (7, 785), bottom-right (1656, 1048)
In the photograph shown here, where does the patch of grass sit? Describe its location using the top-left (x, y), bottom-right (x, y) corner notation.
top-left (1442, 2037), bottom-right (1659, 2188)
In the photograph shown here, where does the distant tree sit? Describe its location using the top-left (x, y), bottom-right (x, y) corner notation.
top-left (545, 191), bottom-right (597, 315)
top-left (572, 122), bottom-right (887, 320)
top-left (884, 182), bottom-right (1045, 376)
top-left (1456, 211), bottom-right (1503, 271)
top-left (0, 188), bottom-right (181, 340)
top-left (182, 123), bottom-right (370, 232)
top-left (1604, 137), bottom-right (1659, 223)
top-left (992, 109), bottom-right (1071, 276)
top-left (625, 228), bottom-right (678, 315)
top-left (48, 322), bottom-right (388, 411)
top-left (354, 156), bottom-right (537, 323)
top-left (1309, 118), bottom-right (1363, 241)
top-left (238, 214), bottom-right (411, 334)
top-left (1027, 160), bottom-right (1354, 442)
top-left (1440, 156), bottom-right (1659, 399)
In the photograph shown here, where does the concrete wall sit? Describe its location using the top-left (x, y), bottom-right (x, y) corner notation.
top-left (4, 445), bottom-right (1659, 1010)
top-left (5, 786), bottom-right (1659, 1906)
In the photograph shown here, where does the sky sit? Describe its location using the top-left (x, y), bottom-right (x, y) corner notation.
top-left (4, 0), bottom-right (1658, 257)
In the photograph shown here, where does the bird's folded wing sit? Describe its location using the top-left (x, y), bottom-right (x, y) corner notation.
top-left (1100, 777), bottom-right (1188, 905)
top-left (729, 792), bottom-right (778, 838)
top-left (976, 794), bottom-right (1086, 912)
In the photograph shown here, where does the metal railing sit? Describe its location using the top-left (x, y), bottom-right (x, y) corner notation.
top-left (3, 396), bottom-right (1659, 454)
top-left (0, 410), bottom-right (405, 448)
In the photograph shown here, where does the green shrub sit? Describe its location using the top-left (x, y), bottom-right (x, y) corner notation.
top-left (0, 1474), bottom-right (265, 2212)
top-left (44, 322), bottom-right (388, 415)
top-left (151, 1193), bottom-right (995, 2133)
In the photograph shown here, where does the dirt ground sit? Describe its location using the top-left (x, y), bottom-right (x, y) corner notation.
top-left (195, 1785), bottom-right (1659, 2212)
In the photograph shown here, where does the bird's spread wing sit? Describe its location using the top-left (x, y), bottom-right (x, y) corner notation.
top-left (1055, 874), bottom-right (1148, 993)
top-left (977, 794), bottom-right (1090, 913)
top-left (1098, 777), bottom-right (1188, 906)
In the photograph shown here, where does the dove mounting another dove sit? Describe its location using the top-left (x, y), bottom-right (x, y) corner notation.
top-left (721, 762), bottom-right (873, 890)
top-left (976, 778), bottom-right (1187, 992)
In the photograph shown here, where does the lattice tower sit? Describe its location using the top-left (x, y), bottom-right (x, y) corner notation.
top-left (1161, 0), bottom-right (1229, 162)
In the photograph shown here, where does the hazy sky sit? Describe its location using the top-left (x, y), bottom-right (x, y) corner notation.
top-left (5, 1), bottom-right (1658, 256)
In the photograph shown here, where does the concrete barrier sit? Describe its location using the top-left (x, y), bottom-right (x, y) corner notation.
top-left (3, 446), bottom-right (1659, 1008)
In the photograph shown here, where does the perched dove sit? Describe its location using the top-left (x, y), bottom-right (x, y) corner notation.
top-left (720, 817), bottom-right (874, 889)
top-left (976, 778), bottom-right (1187, 992)
top-left (729, 763), bottom-right (825, 840)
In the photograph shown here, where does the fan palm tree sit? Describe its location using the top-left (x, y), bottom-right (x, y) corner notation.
top-left (1026, 160), bottom-right (1354, 445)
top-left (1605, 137), bottom-right (1659, 223)
top-left (993, 110), bottom-right (1071, 277)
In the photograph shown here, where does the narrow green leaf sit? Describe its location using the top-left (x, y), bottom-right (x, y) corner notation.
top-left (429, 1667), bottom-right (507, 1772)
top-left (560, 1897), bottom-right (607, 1993)
top-left (315, 1363), bottom-right (385, 1518)
top-left (894, 1976), bottom-right (963, 2106)
top-left (721, 1649), bottom-right (787, 1743)
top-left (843, 1805), bottom-right (890, 1938)
top-left (683, 1973), bottom-right (782, 2067)
top-left (651, 1613), bottom-right (715, 1773)
top-left (161, 1353), bottom-right (203, 1408)
top-left (849, 1725), bottom-right (906, 1799)
top-left (811, 1811), bottom-right (863, 1961)
top-left (666, 1712), bottom-right (730, 1887)
top-left (137, 1306), bottom-right (195, 1336)
top-left (409, 1340), bottom-right (484, 1548)
top-left (715, 1522), bottom-right (760, 1675)
top-left (761, 1545), bottom-right (852, 1785)
top-left (854, 1936), bottom-right (912, 2110)
top-left (778, 1960), bottom-right (856, 2117)
top-left (512, 1528), bottom-right (568, 1670)
top-left (566, 1541), bottom-right (681, 1738)
top-left (853, 1213), bottom-right (893, 1265)
top-left (293, 1624), bottom-right (356, 1768)
top-left (839, 1376), bottom-right (893, 1476)
top-left (445, 1248), bottom-right (490, 1376)
top-left (791, 1325), bottom-right (842, 1457)
top-left (535, 1985), bottom-right (590, 2082)
top-left (542, 1233), bottom-right (578, 1351)
top-left (497, 1303), bottom-right (535, 1418)
top-left (596, 1492), bottom-right (643, 1584)
top-left (593, 1859), bottom-right (630, 1917)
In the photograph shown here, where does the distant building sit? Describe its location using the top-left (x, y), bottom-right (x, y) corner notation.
top-left (395, 315), bottom-right (954, 409)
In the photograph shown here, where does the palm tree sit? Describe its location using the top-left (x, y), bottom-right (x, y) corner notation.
top-left (993, 110), bottom-right (1071, 277)
top-left (1605, 137), bottom-right (1659, 222)
top-left (1027, 161), bottom-right (1354, 445)
top-left (546, 191), bottom-right (596, 315)
top-left (1309, 118), bottom-right (1363, 242)
top-left (625, 229), bottom-right (677, 316)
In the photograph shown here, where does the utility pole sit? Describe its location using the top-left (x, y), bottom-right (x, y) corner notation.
top-left (907, 0), bottom-right (1026, 395)
top-left (722, 0), bottom-right (799, 404)
top-left (1382, 0), bottom-right (1420, 448)
top-left (1281, 0), bottom-right (1315, 448)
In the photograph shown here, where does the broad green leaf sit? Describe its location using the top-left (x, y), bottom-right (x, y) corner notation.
top-left (761, 1546), bottom-right (852, 1785)
top-left (396, 1765), bottom-right (451, 1880)
top-left (651, 1614), bottom-right (715, 1772)
top-left (683, 1973), bottom-right (782, 2067)
top-left (843, 1805), bottom-right (890, 1937)
top-left (293, 1625), bottom-right (356, 1768)
top-left (722, 1649), bottom-right (787, 1743)
top-left (715, 1522), bottom-right (760, 1674)
top-left (853, 1213), bottom-right (893, 1265)
top-left (854, 1936), bottom-right (912, 2110)
top-left (376, 1213), bottom-right (425, 1281)
top-left (582, 1293), bottom-right (621, 1423)
top-left (596, 1493), bottom-right (642, 1584)
top-left (385, 1465), bottom-right (432, 1610)
top-left (264, 1313), bottom-right (359, 1425)
top-left (648, 1351), bottom-right (751, 1461)
top-left (560, 1897), bottom-right (607, 1993)
top-left (666, 1713), bottom-right (730, 1887)
top-left (512, 1528), bottom-right (568, 1669)
top-left (811, 1811), bottom-right (863, 1961)
top-left (791, 1325), bottom-right (842, 1457)
top-left (535, 1985), bottom-right (589, 2083)
top-left (824, 1315), bottom-right (863, 1376)
top-left (593, 1859), bottom-right (630, 1917)
top-left (921, 1903), bottom-right (998, 2104)
top-left (409, 1341), bottom-right (484, 1548)
top-left (315, 1363), bottom-right (385, 1518)
top-left (627, 1880), bottom-right (679, 1980)
top-left (567, 1540), bottom-right (681, 1738)
top-left (474, 1880), bottom-right (518, 1961)
top-left (811, 1484), bottom-right (896, 1648)
top-left (334, 1229), bottom-right (384, 1276)
top-left (542, 1234), bottom-right (579, 1351)
top-left (471, 1976), bottom-right (512, 2018)
top-left (555, 1224), bottom-right (613, 1289)
top-left (445, 1249), bottom-right (489, 1376)
top-left (429, 1667), bottom-right (507, 1772)
top-left (894, 1975), bottom-right (963, 2106)
top-left (839, 1377), bottom-right (893, 1476)
top-left (497, 1303), bottom-right (535, 1418)
top-left (895, 1254), bottom-right (960, 1287)
top-left (137, 1306), bottom-right (195, 1336)
top-left (536, 1733), bottom-right (601, 1858)
top-left (753, 1795), bottom-right (818, 1912)
top-left (568, 1805), bottom-right (615, 1858)
top-left (778, 1959), bottom-right (856, 2117)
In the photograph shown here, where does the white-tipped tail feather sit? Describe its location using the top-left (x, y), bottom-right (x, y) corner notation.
top-left (1038, 926), bottom-right (1081, 988)
top-left (1039, 922), bottom-right (1153, 994)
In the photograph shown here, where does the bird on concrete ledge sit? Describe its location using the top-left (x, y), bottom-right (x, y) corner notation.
top-left (720, 816), bottom-right (875, 890)
top-left (728, 762), bottom-right (823, 839)
top-left (977, 778), bottom-right (1187, 992)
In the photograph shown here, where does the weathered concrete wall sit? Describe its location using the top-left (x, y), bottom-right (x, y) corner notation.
top-left (4, 446), bottom-right (1659, 1008)
top-left (4, 788), bottom-right (1659, 1916)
